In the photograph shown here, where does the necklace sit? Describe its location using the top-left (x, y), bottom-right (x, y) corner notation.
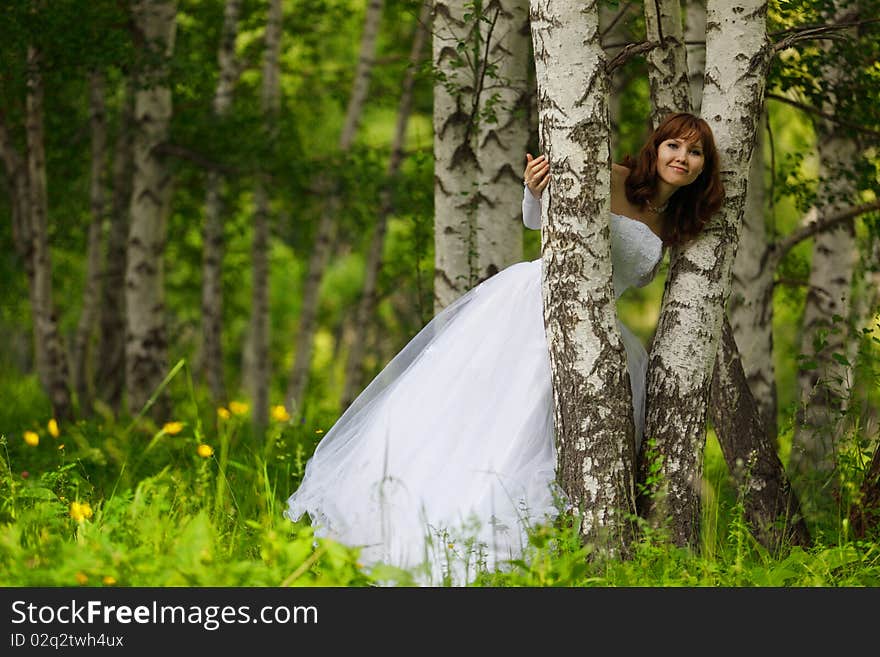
top-left (646, 198), bottom-right (668, 214)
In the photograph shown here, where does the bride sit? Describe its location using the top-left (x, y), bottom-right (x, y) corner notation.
top-left (284, 112), bottom-right (724, 585)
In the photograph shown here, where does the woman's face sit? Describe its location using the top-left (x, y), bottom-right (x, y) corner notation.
top-left (656, 136), bottom-right (705, 188)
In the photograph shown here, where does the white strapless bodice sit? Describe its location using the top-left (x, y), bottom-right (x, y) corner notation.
top-left (522, 186), bottom-right (664, 299)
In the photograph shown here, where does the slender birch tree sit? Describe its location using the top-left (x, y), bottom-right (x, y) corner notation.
top-left (125, 1), bottom-right (178, 415)
top-left (644, 0), bottom-right (809, 548)
top-left (249, 0), bottom-right (283, 431)
top-left (202, 0), bottom-right (241, 405)
top-left (530, 0), bottom-right (636, 554)
top-left (640, 0), bottom-right (771, 548)
top-left (644, 0), bottom-right (691, 126)
top-left (789, 3), bottom-right (861, 482)
top-left (96, 80), bottom-right (134, 412)
top-left (25, 45), bottom-right (73, 421)
top-left (341, 0), bottom-right (432, 408)
top-left (475, 0), bottom-right (529, 280)
top-left (685, 0), bottom-right (706, 112)
top-left (73, 72), bottom-right (109, 416)
top-left (285, 0), bottom-right (385, 413)
top-left (433, 0), bottom-right (481, 312)
top-left (728, 120), bottom-right (778, 438)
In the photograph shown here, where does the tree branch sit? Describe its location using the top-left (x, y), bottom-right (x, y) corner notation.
top-left (605, 40), bottom-right (660, 74)
top-left (769, 16), bottom-right (880, 39)
top-left (771, 12), bottom-right (880, 55)
top-left (771, 199), bottom-right (880, 265)
top-left (154, 142), bottom-right (241, 175)
top-left (766, 93), bottom-right (880, 139)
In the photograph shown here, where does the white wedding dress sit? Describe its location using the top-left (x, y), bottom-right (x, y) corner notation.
top-left (284, 188), bottom-right (664, 585)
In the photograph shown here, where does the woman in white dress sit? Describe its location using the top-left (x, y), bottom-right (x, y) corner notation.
top-left (284, 112), bottom-right (724, 585)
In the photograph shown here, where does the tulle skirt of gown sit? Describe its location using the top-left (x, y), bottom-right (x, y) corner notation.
top-left (284, 259), bottom-right (647, 585)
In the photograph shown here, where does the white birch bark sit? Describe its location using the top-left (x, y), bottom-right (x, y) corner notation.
top-left (789, 1), bottom-right (861, 481)
top-left (530, 0), bottom-right (636, 553)
top-left (728, 120), bottom-right (777, 438)
top-left (433, 0), bottom-right (479, 312)
top-left (790, 139), bottom-right (859, 479)
top-left (96, 80), bottom-right (134, 412)
top-left (647, 1), bottom-right (806, 548)
top-left (249, 0), bottom-right (283, 430)
top-left (26, 46), bottom-right (73, 420)
top-left (285, 0), bottom-right (384, 412)
top-left (125, 1), bottom-right (177, 415)
top-left (474, 0), bottom-right (529, 280)
top-left (644, 0), bottom-right (692, 125)
top-left (340, 0), bottom-right (432, 408)
top-left (73, 71), bottom-right (109, 416)
top-left (642, 0), bottom-right (770, 547)
top-left (202, 0), bottom-right (241, 405)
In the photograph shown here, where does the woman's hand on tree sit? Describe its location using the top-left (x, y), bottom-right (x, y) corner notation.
top-left (524, 153), bottom-right (550, 199)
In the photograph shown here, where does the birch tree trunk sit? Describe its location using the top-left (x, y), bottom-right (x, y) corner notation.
top-left (201, 0), bottom-right (240, 406)
top-left (96, 80), bottom-right (134, 413)
top-left (249, 0), bottom-right (283, 431)
top-left (709, 320), bottom-right (811, 548)
top-left (789, 137), bottom-right (859, 481)
top-left (0, 113), bottom-right (39, 381)
top-left (530, 0), bottom-right (636, 554)
top-left (849, 239), bottom-right (880, 539)
top-left (285, 0), bottom-right (384, 413)
top-left (340, 0), bottom-right (432, 409)
top-left (644, 0), bottom-right (692, 125)
top-left (644, 0), bottom-right (804, 550)
top-left (474, 0), bottom-right (529, 280)
top-left (433, 0), bottom-right (479, 312)
top-left (601, 2), bottom-right (635, 158)
top-left (728, 120), bottom-right (777, 439)
top-left (73, 72), bottom-right (109, 417)
top-left (789, 4), bottom-right (860, 483)
top-left (640, 0), bottom-right (770, 548)
top-left (684, 0), bottom-right (706, 113)
top-left (26, 46), bottom-right (73, 421)
top-left (125, 1), bottom-right (177, 415)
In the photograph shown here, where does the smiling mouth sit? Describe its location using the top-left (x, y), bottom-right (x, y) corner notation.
top-left (669, 165), bottom-right (688, 173)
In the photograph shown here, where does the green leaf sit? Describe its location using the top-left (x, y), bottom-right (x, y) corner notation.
top-left (18, 487), bottom-right (58, 501)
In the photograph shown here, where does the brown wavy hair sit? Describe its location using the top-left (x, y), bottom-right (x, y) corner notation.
top-left (621, 112), bottom-right (724, 247)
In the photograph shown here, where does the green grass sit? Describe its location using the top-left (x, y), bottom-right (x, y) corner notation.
top-left (1, 362), bottom-right (878, 588)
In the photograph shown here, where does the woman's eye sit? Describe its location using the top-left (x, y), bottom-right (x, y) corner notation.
top-left (668, 143), bottom-right (678, 149)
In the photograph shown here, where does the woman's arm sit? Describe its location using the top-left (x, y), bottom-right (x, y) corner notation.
top-left (522, 184), bottom-right (541, 229)
top-left (522, 153), bottom-right (550, 230)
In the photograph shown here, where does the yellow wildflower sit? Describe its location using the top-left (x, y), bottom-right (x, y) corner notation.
top-left (217, 407), bottom-right (231, 420)
top-left (271, 405), bottom-right (291, 422)
top-left (69, 501), bottom-right (94, 523)
top-left (315, 429), bottom-right (324, 435)
top-left (197, 444), bottom-right (214, 458)
top-left (102, 576), bottom-right (117, 586)
top-left (47, 418), bottom-right (60, 438)
top-left (229, 401), bottom-right (249, 416)
top-left (162, 421), bottom-right (184, 435)
top-left (75, 572), bottom-right (89, 585)
top-left (23, 431), bottom-right (39, 447)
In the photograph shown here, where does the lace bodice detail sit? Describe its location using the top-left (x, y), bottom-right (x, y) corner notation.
top-left (522, 187), bottom-right (663, 299)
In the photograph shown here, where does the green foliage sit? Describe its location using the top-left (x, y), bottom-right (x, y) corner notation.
top-left (2, 362), bottom-right (878, 587)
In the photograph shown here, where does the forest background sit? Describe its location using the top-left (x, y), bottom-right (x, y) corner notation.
top-left (1, 0), bottom-right (879, 587)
